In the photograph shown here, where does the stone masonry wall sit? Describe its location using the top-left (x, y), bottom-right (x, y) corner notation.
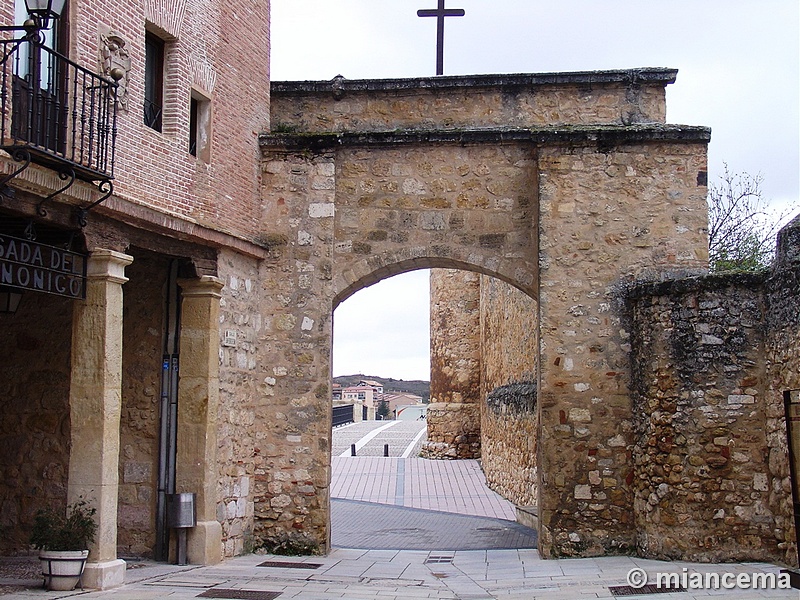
top-left (629, 275), bottom-right (778, 563)
top-left (265, 72), bottom-right (710, 557)
top-left (271, 69), bottom-right (672, 133)
top-left (256, 152), bottom-right (336, 554)
top-left (117, 250), bottom-right (169, 558)
top-left (0, 292), bottom-right (73, 554)
top-left (536, 141), bottom-right (709, 558)
top-left (625, 214), bottom-right (800, 566)
top-left (423, 269), bottom-right (482, 459)
top-left (216, 249), bottom-right (262, 557)
top-left (479, 275), bottom-right (539, 508)
top-left (765, 215), bottom-right (800, 566)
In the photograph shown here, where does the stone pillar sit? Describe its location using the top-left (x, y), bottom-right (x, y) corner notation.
top-left (421, 269), bottom-right (482, 459)
top-left (177, 276), bottom-right (224, 565)
top-left (67, 249), bottom-right (133, 590)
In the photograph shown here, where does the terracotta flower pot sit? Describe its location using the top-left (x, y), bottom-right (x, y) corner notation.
top-left (39, 549), bottom-right (89, 591)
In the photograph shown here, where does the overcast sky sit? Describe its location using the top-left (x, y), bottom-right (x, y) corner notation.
top-left (270, 0), bottom-right (799, 381)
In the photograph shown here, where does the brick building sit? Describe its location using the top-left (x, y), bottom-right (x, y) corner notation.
top-left (0, 0), bottom-right (269, 589)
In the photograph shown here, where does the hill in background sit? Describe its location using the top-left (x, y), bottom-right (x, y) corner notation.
top-left (333, 374), bottom-right (430, 403)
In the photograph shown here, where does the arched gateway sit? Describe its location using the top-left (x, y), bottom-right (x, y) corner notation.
top-left (257, 70), bottom-right (711, 557)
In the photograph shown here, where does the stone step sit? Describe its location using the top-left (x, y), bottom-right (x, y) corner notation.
top-left (515, 505), bottom-right (538, 530)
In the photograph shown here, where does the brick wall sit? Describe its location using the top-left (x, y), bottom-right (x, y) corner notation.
top-left (69, 0), bottom-right (270, 240)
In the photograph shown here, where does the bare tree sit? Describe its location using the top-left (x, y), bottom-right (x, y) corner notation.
top-left (707, 165), bottom-right (796, 272)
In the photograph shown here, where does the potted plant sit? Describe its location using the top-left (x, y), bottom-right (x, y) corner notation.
top-left (30, 499), bottom-right (97, 591)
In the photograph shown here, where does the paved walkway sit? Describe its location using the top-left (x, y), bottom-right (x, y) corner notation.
top-left (331, 457), bottom-right (516, 520)
top-left (2, 551), bottom-right (794, 599)
top-left (331, 420), bottom-right (427, 458)
top-left (1, 421), bottom-right (796, 598)
top-left (332, 499), bottom-right (537, 550)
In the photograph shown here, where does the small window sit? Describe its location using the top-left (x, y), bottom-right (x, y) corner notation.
top-left (189, 97), bottom-right (198, 155)
top-left (189, 90), bottom-right (211, 162)
top-left (144, 32), bottom-right (164, 131)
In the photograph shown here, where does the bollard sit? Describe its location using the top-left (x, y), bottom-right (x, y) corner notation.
top-left (384, 444), bottom-right (389, 457)
top-left (351, 443), bottom-right (356, 456)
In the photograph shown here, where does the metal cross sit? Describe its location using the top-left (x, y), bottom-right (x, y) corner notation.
top-left (417, 0), bottom-right (465, 76)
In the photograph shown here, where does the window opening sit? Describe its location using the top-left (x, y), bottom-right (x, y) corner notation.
top-left (144, 32), bottom-right (164, 131)
top-left (188, 90), bottom-right (211, 162)
top-left (189, 96), bottom-right (198, 156)
top-left (12, 0), bottom-right (69, 153)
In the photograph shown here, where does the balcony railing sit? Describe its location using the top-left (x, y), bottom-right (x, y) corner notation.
top-left (0, 35), bottom-right (118, 182)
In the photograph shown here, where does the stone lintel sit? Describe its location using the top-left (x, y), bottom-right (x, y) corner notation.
top-left (271, 68), bottom-right (679, 95)
top-left (260, 125), bottom-right (711, 153)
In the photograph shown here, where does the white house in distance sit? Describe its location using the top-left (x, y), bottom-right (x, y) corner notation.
top-left (384, 392), bottom-right (427, 420)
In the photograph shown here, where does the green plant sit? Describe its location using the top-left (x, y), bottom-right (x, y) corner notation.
top-left (30, 499), bottom-right (97, 551)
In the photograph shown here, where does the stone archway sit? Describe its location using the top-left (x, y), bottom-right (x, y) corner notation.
top-left (255, 70), bottom-right (710, 557)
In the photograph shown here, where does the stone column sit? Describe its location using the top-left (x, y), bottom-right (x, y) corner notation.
top-left (177, 276), bottom-right (224, 565)
top-left (67, 249), bottom-right (133, 590)
top-left (421, 269), bottom-right (482, 459)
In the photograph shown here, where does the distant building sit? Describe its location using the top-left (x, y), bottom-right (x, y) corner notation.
top-left (342, 385), bottom-right (378, 404)
top-left (395, 404), bottom-right (427, 421)
top-left (383, 392), bottom-right (424, 420)
top-left (357, 379), bottom-right (384, 394)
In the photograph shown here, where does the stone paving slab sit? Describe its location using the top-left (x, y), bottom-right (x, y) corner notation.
top-left (332, 457), bottom-right (516, 521)
top-left (6, 551), bottom-right (793, 599)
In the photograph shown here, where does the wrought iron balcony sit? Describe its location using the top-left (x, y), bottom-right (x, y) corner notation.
top-left (0, 35), bottom-right (118, 188)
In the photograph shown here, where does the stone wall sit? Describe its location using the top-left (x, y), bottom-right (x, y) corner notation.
top-left (629, 275), bottom-right (777, 562)
top-left (117, 250), bottom-right (169, 558)
top-left (423, 269), bottom-right (482, 459)
top-left (479, 276), bottom-right (539, 508)
top-left (627, 213), bottom-right (800, 566)
top-left (264, 70), bottom-right (711, 557)
top-left (271, 69), bottom-right (673, 133)
top-left (0, 292), bottom-right (73, 554)
top-left (536, 141), bottom-right (709, 558)
top-left (765, 215), bottom-right (800, 565)
top-left (216, 249), bottom-right (262, 557)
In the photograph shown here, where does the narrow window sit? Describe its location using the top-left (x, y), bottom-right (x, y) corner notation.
top-left (189, 90), bottom-right (211, 162)
top-left (188, 97), bottom-right (198, 156)
top-left (144, 32), bottom-right (164, 131)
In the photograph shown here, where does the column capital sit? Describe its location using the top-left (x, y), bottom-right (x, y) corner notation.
top-left (178, 275), bottom-right (225, 299)
top-left (87, 249), bottom-right (134, 285)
